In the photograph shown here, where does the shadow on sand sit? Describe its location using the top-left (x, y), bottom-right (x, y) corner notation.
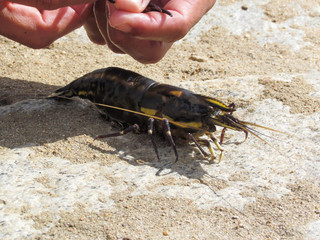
top-left (0, 77), bottom-right (220, 181)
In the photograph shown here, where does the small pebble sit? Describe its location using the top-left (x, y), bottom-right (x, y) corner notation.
top-left (241, 5), bottom-right (248, 11)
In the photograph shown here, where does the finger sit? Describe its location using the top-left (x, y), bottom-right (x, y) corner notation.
top-left (7, 0), bottom-right (96, 10)
top-left (83, 9), bottom-right (106, 45)
top-left (108, 0), bottom-right (216, 42)
top-left (113, 0), bottom-right (150, 13)
top-left (107, 24), bottom-right (173, 63)
top-left (93, 0), bottom-right (124, 53)
top-left (0, 3), bottom-right (92, 48)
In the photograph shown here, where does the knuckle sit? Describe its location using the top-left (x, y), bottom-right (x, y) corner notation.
top-left (173, 21), bottom-right (190, 41)
top-left (136, 56), bottom-right (161, 64)
top-left (25, 38), bottom-right (53, 49)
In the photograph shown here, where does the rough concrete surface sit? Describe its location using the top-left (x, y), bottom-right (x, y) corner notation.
top-left (1, 0), bottom-right (320, 239)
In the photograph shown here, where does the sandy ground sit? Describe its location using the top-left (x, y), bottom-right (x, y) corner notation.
top-left (1, 0), bottom-right (320, 239)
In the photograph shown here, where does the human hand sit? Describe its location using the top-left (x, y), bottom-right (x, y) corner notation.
top-left (0, 0), bottom-right (94, 48)
top-left (2, 0), bottom-right (96, 9)
top-left (84, 0), bottom-right (216, 64)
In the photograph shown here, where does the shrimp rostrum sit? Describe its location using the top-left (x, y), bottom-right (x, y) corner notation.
top-left (52, 67), bottom-right (277, 163)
